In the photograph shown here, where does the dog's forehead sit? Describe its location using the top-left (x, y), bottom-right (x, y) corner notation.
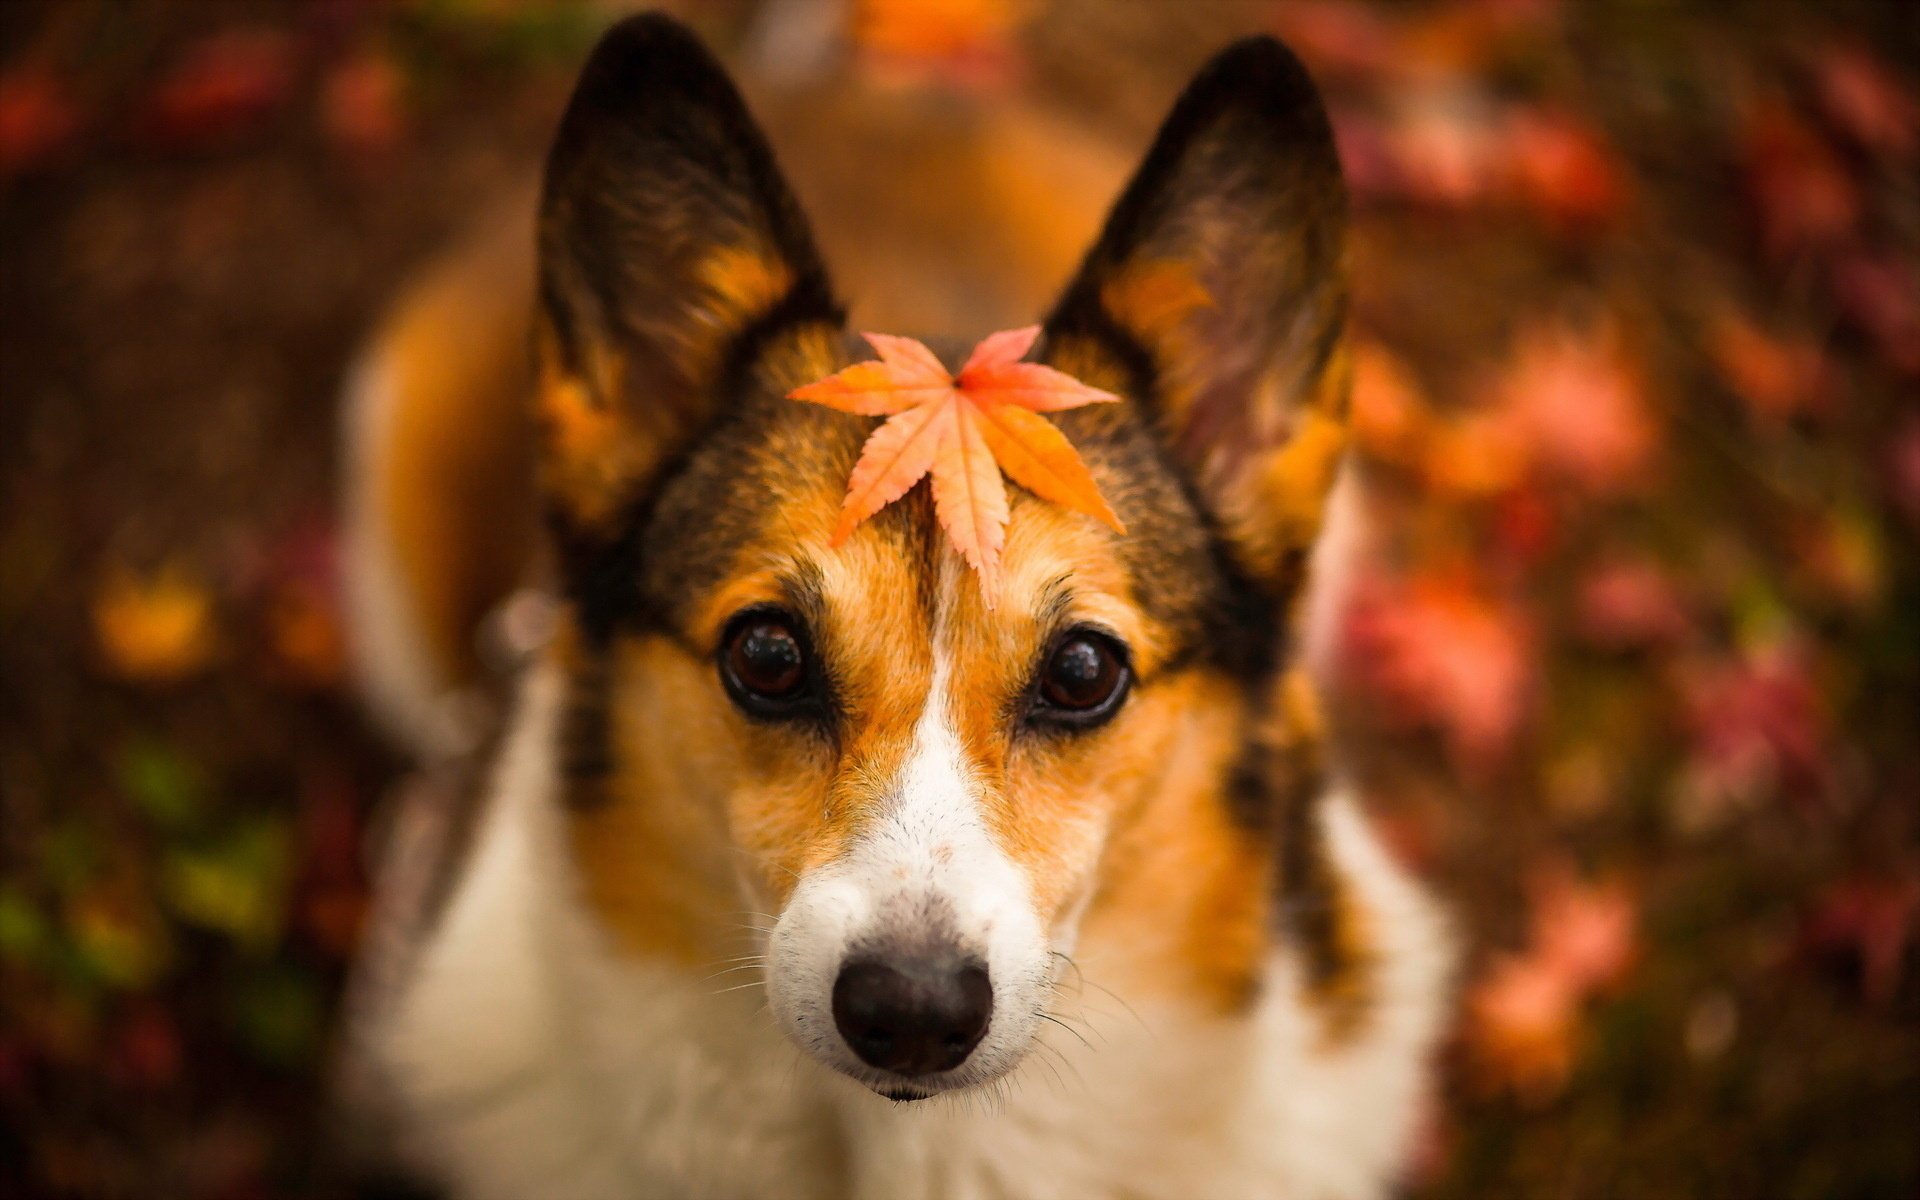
top-left (633, 337), bottom-right (1239, 672)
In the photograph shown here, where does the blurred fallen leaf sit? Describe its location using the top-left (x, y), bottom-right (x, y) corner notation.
top-left (1270, 2), bottom-right (1400, 82)
top-left (116, 739), bottom-right (211, 833)
top-left (1350, 341), bottom-right (1431, 467)
top-left (1890, 418), bottom-right (1920, 525)
top-left (1495, 323), bottom-right (1657, 496)
top-left (320, 45), bottom-right (407, 163)
top-left (1808, 43), bottom-right (1917, 160)
top-left (1681, 639), bottom-right (1830, 813)
top-left (0, 67), bottom-right (81, 175)
top-left (1742, 96), bottom-right (1861, 258)
top-left (67, 885), bottom-right (172, 990)
top-left (1800, 876), bottom-right (1919, 1007)
top-left (160, 819), bottom-right (290, 950)
top-left (1792, 509), bottom-right (1883, 610)
top-left (852, 0), bottom-right (1026, 89)
top-left (1423, 407), bottom-right (1531, 497)
top-left (1466, 950), bottom-right (1580, 1101)
top-left (93, 565), bottom-right (218, 683)
top-left (265, 579), bottom-right (346, 688)
top-left (1329, 108), bottom-right (1399, 202)
top-left (0, 885), bottom-right (55, 969)
top-left (1529, 866), bottom-right (1639, 995)
top-left (1386, 91), bottom-right (1503, 207)
top-left (231, 965), bottom-right (322, 1067)
top-left (1576, 553), bottom-right (1690, 649)
top-left (111, 1004), bottom-right (183, 1091)
top-left (135, 28), bottom-right (296, 149)
top-left (1504, 108), bottom-right (1629, 228)
top-left (1337, 568), bottom-right (1534, 770)
top-left (1828, 250), bottom-right (1920, 375)
top-left (1708, 314), bottom-right (1830, 421)
top-left (1468, 863), bottom-right (1637, 1100)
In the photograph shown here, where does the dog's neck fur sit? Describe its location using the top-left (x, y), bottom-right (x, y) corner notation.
top-left (370, 656), bottom-right (1452, 1200)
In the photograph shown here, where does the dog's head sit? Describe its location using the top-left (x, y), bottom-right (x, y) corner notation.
top-left (533, 15), bottom-right (1350, 1100)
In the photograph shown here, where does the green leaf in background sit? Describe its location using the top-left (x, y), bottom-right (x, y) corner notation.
top-left (116, 738), bottom-right (210, 833)
top-left (37, 819), bottom-right (105, 895)
top-left (0, 885), bottom-right (55, 970)
top-left (231, 964), bottom-right (322, 1068)
top-left (159, 817), bottom-right (290, 950)
top-left (65, 886), bottom-right (171, 991)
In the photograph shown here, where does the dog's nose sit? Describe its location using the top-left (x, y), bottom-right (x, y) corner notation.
top-left (832, 955), bottom-right (992, 1076)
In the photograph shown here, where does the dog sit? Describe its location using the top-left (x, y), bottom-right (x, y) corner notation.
top-left (335, 13), bottom-right (1452, 1199)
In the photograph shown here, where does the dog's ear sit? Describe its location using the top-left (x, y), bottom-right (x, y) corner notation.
top-left (535, 14), bottom-right (838, 537)
top-left (1044, 37), bottom-right (1350, 596)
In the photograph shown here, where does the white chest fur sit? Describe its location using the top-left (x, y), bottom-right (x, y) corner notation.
top-left (367, 665), bottom-right (1452, 1200)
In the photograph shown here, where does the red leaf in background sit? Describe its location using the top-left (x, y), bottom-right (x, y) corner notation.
top-left (1490, 487), bottom-right (1558, 565)
top-left (1890, 418), bottom-right (1920, 526)
top-left (1350, 341), bottom-right (1431, 466)
top-left (1808, 43), bottom-right (1918, 160)
top-left (1575, 554), bottom-right (1690, 649)
top-left (294, 777), bottom-right (366, 958)
top-left (1681, 641), bottom-right (1830, 811)
top-left (1466, 951), bottom-right (1579, 1101)
top-left (254, 517), bottom-right (345, 689)
top-left (1329, 108), bottom-right (1399, 202)
top-left (1708, 314), bottom-right (1830, 421)
top-left (1529, 867), bottom-right (1639, 995)
top-left (0, 68), bottom-right (81, 175)
top-left (1337, 569), bottom-right (1533, 770)
top-left (111, 1005), bottom-right (182, 1091)
top-left (1495, 324), bottom-right (1657, 495)
top-left (1387, 95), bottom-right (1503, 206)
top-left (851, 0), bottom-right (1026, 91)
top-left (1504, 108), bottom-right (1629, 228)
top-left (1800, 876), bottom-right (1919, 1007)
top-left (1741, 97), bottom-right (1861, 258)
top-left (1270, 1), bottom-right (1401, 81)
top-left (1829, 250), bottom-right (1920, 376)
top-left (136, 29), bottom-right (295, 149)
top-left (320, 46), bottom-right (406, 162)
top-left (1468, 864), bottom-right (1638, 1099)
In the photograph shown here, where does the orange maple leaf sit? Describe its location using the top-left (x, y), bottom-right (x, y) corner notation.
top-left (790, 326), bottom-right (1125, 600)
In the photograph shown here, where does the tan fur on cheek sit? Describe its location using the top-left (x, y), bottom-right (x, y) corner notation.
top-left (568, 636), bottom-right (760, 963)
top-left (1074, 672), bottom-right (1273, 1012)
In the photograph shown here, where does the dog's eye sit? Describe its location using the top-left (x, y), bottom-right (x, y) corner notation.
top-left (720, 610), bottom-right (813, 715)
top-left (1031, 630), bottom-right (1131, 728)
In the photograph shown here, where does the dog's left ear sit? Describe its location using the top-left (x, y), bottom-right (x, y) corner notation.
top-left (536, 14), bottom-right (838, 538)
top-left (1044, 37), bottom-right (1350, 596)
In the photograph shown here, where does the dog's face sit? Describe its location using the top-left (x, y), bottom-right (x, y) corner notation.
top-left (533, 16), bottom-right (1350, 1100)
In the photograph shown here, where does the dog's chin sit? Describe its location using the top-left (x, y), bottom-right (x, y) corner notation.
top-left (806, 1045), bottom-right (1031, 1104)
top-left (839, 1062), bottom-right (1000, 1103)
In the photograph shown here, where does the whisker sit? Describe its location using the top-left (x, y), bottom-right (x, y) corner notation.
top-left (1038, 1011), bottom-right (1096, 1053)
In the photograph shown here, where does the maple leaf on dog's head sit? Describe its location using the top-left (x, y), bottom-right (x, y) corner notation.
top-left (791, 326), bottom-right (1125, 602)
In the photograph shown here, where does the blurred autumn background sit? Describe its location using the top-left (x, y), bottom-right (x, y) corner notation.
top-left (2, 0), bottom-right (1916, 1196)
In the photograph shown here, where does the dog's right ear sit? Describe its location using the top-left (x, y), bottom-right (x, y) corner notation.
top-left (536, 14), bottom-right (839, 538)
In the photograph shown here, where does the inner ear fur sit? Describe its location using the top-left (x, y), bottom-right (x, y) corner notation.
top-left (536, 13), bottom-right (840, 536)
top-left (1044, 36), bottom-right (1351, 595)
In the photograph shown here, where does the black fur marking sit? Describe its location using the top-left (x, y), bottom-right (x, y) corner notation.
top-left (536, 14), bottom-right (853, 810)
top-left (1273, 752), bottom-right (1364, 1021)
top-left (538, 13), bottom-right (836, 396)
